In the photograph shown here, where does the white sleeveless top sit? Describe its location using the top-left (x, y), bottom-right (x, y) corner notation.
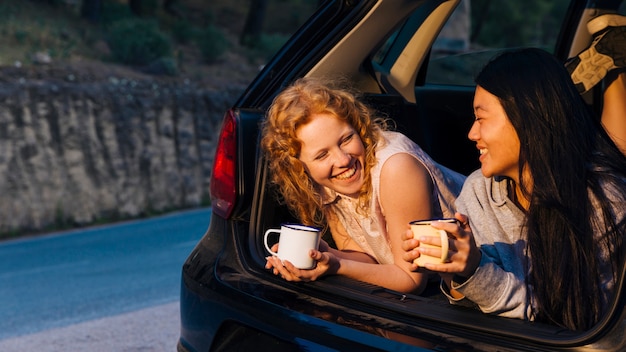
top-left (323, 131), bottom-right (465, 264)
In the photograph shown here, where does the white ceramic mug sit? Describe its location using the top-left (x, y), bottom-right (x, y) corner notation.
top-left (409, 218), bottom-right (458, 267)
top-left (264, 224), bottom-right (321, 269)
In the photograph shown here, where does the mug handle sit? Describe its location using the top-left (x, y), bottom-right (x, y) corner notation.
top-left (437, 229), bottom-right (450, 262)
top-left (264, 229), bottom-right (281, 256)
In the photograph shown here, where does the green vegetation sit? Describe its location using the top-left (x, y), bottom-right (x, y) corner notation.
top-left (196, 25), bottom-right (230, 63)
top-left (470, 0), bottom-right (571, 47)
top-left (0, 1), bottom-right (89, 65)
top-left (0, 0), bottom-right (318, 240)
top-left (107, 18), bottom-right (173, 65)
top-left (0, 0), bottom-right (578, 73)
top-left (246, 33), bottom-right (290, 62)
top-left (0, 0), bottom-right (317, 72)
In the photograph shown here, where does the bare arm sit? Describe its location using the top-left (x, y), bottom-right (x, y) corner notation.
top-left (324, 212), bottom-right (378, 263)
top-left (267, 153), bottom-right (435, 294)
top-left (308, 153), bottom-right (431, 293)
top-left (357, 152), bottom-right (433, 293)
top-left (601, 72), bottom-right (626, 154)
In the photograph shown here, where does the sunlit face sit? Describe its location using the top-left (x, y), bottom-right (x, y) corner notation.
top-left (468, 85), bottom-right (521, 181)
top-left (297, 113), bottom-right (366, 198)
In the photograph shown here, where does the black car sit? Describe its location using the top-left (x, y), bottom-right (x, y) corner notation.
top-left (178, 0), bottom-right (626, 351)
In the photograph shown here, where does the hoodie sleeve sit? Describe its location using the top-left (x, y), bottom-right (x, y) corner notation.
top-left (452, 171), bottom-right (533, 320)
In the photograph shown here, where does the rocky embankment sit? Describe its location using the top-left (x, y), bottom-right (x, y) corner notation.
top-left (0, 61), bottom-right (251, 235)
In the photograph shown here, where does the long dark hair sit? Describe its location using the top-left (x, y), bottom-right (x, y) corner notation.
top-left (475, 48), bottom-right (626, 330)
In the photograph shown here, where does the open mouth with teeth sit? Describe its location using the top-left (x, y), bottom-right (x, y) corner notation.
top-left (479, 149), bottom-right (487, 155)
top-left (333, 162), bottom-right (358, 180)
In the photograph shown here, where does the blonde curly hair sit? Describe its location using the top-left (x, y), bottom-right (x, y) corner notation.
top-left (260, 77), bottom-right (387, 229)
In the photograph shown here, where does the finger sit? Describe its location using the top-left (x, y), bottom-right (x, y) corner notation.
top-left (283, 260), bottom-right (322, 281)
top-left (282, 260), bottom-right (302, 273)
top-left (310, 249), bottom-right (324, 261)
top-left (312, 251), bottom-right (330, 268)
top-left (265, 256), bottom-right (280, 269)
top-left (421, 262), bottom-right (443, 272)
top-left (401, 238), bottom-right (420, 251)
top-left (455, 212), bottom-right (470, 228)
top-left (422, 252), bottom-right (470, 273)
top-left (401, 227), bottom-right (415, 241)
top-left (402, 248), bottom-right (421, 263)
top-left (418, 246), bottom-right (444, 260)
top-left (418, 235), bottom-right (442, 247)
top-left (267, 257), bottom-right (293, 276)
top-left (269, 258), bottom-right (287, 275)
top-left (431, 219), bottom-right (459, 233)
top-left (422, 262), bottom-right (461, 273)
top-left (431, 221), bottom-right (465, 241)
top-left (274, 261), bottom-right (302, 281)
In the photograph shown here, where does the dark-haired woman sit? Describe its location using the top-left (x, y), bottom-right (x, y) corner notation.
top-left (402, 47), bottom-right (626, 331)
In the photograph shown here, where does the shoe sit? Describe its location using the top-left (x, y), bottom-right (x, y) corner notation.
top-left (587, 14), bottom-right (626, 36)
top-left (566, 25), bottom-right (626, 94)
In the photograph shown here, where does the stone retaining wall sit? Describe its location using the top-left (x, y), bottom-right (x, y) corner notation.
top-left (0, 75), bottom-right (242, 234)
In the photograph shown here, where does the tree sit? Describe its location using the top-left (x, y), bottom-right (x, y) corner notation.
top-left (129, 0), bottom-right (143, 16)
top-left (240, 0), bottom-right (268, 47)
top-left (129, 0), bottom-right (159, 17)
top-left (163, 0), bottom-right (181, 18)
top-left (470, 0), bottom-right (567, 48)
top-left (81, 0), bottom-right (102, 23)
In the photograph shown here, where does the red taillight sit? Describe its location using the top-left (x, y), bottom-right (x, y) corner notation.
top-left (210, 110), bottom-right (237, 218)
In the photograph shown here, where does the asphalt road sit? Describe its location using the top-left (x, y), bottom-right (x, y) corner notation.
top-left (0, 207), bottom-right (211, 350)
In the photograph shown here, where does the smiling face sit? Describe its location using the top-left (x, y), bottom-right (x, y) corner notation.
top-left (469, 85), bottom-right (521, 182)
top-left (297, 113), bottom-right (366, 198)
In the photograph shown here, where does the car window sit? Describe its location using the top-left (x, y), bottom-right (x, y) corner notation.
top-left (426, 0), bottom-right (571, 86)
